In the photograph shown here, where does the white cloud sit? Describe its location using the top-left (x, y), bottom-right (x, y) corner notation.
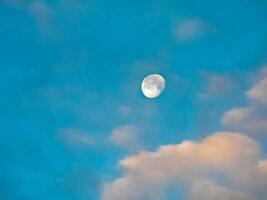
top-left (221, 68), bottom-right (267, 134)
top-left (109, 125), bottom-right (142, 151)
top-left (222, 107), bottom-right (251, 124)
top-left (246, 76), bottom-right (267, 105)
top-left (222, 107), bottom-right (267, 134)
top-left (173, 19), bottom-right (209, 42)
top-left (102, 132), bottom-right (267, 200)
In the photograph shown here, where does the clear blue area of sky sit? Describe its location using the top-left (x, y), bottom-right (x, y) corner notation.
top-left (1, 0), bottom-right (267, 199)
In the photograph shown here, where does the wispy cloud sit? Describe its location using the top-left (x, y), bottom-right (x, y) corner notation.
top-left (173, 18), bottom-right (209, 42)
top-left (1, 0), bottom-right (57, 36)
top-left (221, 66), bottom-right (267, 135)
top-left (118, 106), bottom-right (132, 117)
top-left (58, 129), bottom-right (95, 149)
top-left (246, 72), bottom-right (267, 105)
top-left (198, 73), bottom-right (239, 98)
top-left (28, 1), bottom-right (53, 29)
top-left (109, 125), bottom-right (143, 152)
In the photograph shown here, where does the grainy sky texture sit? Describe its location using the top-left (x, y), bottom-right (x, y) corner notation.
top-left (1, 1), bottom-right (267, 200)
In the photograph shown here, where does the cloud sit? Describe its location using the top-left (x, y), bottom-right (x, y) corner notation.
top-left (173, 19), bottom-right (209, 42)
top-left (221, 68), bottom-right (267, 134)
top-left (118, 106), bottom-right (132, 117)
top-left (246, 76), bottom-right (267, 105)
top-left (1, 0), bottom-right (51, 21)
top-left (102, 132), bottom-right (267, 200)
top-left (109, 125), bottom-right (142, 151)
top-left (198, 74), bottom-right (238, 98)
top-left (58, 129), bottom-right (95, 149)
top-left (1, 0), bottom-right (55, 35)
top-left (222, 107), bottom-right (267, 134)
top-left (189, 180), bottom-right (250, 200)
top-left (28, 1), bottom-right (52, 25)
top-left (0, 0), bottom-right (24, 7)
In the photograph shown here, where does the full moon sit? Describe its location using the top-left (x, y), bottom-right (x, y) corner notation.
top-left (141, 74), bottom-right (165, 98)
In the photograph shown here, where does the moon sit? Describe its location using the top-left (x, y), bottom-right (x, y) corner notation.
top-left (141, 74), bottom-right (165, 98)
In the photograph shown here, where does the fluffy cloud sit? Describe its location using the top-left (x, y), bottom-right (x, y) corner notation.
top-left (189, 180), bottom-right (250, 200)
top-left (102, 132), bottom-right (267, 200)
top-left (102, 67), bottom-right (267, 200)
top-left (222, 107), bottom-right (267, 134)
top-left (246, 76), bottom-right (267, 105)
top-left (221, 69), bottom-right (267, 134)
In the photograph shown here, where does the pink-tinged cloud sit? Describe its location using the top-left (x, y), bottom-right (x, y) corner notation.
top-left (102, 132), bottom-right (267, 200)
top-left (221, 69), bottom-right (267, 134)
top-left (109, 125), bottom-right (143, 151)
top-left (190, 180), bottom-right (250, 200)
top-left (246, 76), bottom-right (267, 105)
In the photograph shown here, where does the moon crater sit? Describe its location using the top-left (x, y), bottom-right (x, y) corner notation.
top-left (141, 74), bottom-right (165, 98)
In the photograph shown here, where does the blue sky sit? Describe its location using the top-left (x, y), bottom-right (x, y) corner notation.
top-left (1, 0), bottom-right (267, 200)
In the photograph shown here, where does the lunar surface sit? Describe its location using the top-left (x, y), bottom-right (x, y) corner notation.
top-left (141, 74), bottom-right (165, 98)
